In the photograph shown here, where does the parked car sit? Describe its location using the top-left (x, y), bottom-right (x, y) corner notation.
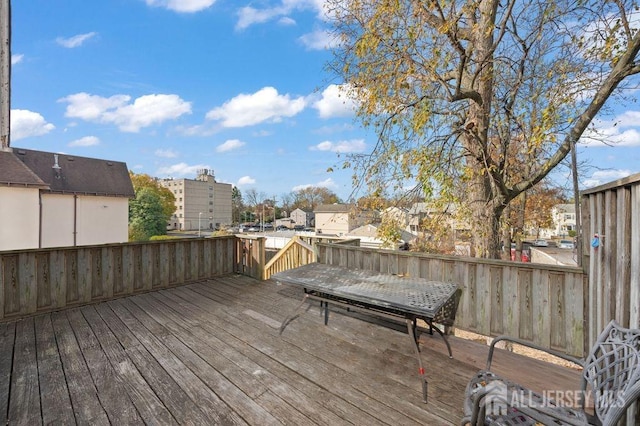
top-left (533, 239), bottom-right (549, 247)
top-left (558, 239), bottom-right (575, 249)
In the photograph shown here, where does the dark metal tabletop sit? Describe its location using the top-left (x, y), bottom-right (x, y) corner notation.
top-left (271, 263), bottom-right (458, 319)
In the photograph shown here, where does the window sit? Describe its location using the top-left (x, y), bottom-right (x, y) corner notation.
top-left (209, 209), bottom-right (213, 213)
top-left (179, 189), bottom-right (182, 193)
top-left (179, 197), bottom-right (182, 202)
top-left (209, 201), bottom-right (213, 205)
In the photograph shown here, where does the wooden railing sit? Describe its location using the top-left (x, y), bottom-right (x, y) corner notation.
top-left (263, 236), bottom-right (316, 280)
top-left (234, 235), bottom-right (265, 280)
top-left (317, 243), bottom-right (588, 357)
top-left (0, 236), bottom-right (237, 322)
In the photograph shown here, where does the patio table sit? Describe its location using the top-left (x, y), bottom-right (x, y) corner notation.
top-left (273, 262), bottom-right (461, 403)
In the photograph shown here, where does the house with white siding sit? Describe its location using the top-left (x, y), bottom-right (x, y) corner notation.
top-left (0, 147), bottom-right (134, 251)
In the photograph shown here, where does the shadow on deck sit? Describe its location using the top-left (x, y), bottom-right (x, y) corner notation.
top-left (0, 274), bottom-right (581, 425)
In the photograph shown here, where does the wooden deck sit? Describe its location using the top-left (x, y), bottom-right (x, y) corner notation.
top-left (0, 274), bottom-right (583, 425)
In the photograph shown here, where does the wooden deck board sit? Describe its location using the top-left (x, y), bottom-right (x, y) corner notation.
top-left (33, 314), bottom-right (75, 426)
top-left (0, 274), bottom-right (584, 425)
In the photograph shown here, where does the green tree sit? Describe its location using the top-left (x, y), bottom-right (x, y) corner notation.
top-left (327, 0), bottom-right (640, 258)
top-left (291, 187), bottom-right (341, 211)
top-left (231, 186), bottom-right (243, 224)
top-left (129, 188), bottom-right (167, 241)
top-left (129, 172), bottom-right (175, 219)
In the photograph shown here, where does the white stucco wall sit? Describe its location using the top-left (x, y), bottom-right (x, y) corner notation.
top-left (41, 193), bottom-right (75, 248)
top-left (76, 196), bottom-right (129, 245)
top-left (41, 195), bottom-right (129, 247)
top-left (0, 187), bottom-right (40, 251)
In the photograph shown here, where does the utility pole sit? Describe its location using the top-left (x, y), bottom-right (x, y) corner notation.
top-left (0, 0), bottom-right (10, 151)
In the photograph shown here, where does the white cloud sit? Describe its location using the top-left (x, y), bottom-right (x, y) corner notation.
top-left (145, 0), bottom-right (216, 13)
top-left (278, 17), bottom-right (297, 26)
top-left (206, 87), bottom-right (305, 128)
top-left (313, 84), bottom-right (358, 118)
top-left (299, 29), bottom-right (338, 50)
top-left (60, 92), bottom-right (191, 132)
top-left (582, 169), bottom-right (634, 188)
top-left (310, 139), bottom-right (366, 153)
top-left (582, 112), bottom-right (640, 147)
top-left (236, 7), bottom-right (277, 30)
top-left (155, 148), bottom-right (178, 158)
top-left (237, 176), bottom-right (256, 186)
top-left (292, 178), bottom-right (336, 191)
top-left (68, 136), bottom-right (100, 147)
top-left (156, 162), bottom-right (210, 177)
top-left (216, 139), bottom-right (245, 153)
top-left (235, 0), bottom-right (327, 30)
top-left (56, 32), bottom-right (97, 48)
top-left (10, 109), bottom-right (55, 140)
top-left (11, 54), bottom-right (24, 65)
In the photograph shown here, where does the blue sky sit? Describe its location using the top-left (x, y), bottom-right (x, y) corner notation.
top-left (8, 0), bottom-right (640, 202)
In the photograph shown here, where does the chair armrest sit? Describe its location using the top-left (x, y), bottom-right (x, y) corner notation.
top-left (486, 336), bottom-right (584, 371)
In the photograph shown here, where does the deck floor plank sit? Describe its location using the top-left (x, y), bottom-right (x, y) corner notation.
top-left (149, 289), bottom-right (354, 426)
top-left (0, 273), bottom-right (586, 425)
top-left (109, 297), bottom-right (249, 425)
top-left (216, 280), bottom-right (466, 421)
top-left (173, 283), bottom-right (447, 425)
top-left (124, 295), bottom-right (283, 426)
top-left (93, 301), bottom-right (218, 425)
top-left (65, 308), bottom-right (142, 424)
top-left (80, 305), bottom-right (179, 425)
top-left (33, 314), bottom-right (75, 425)
top-left (8, 318), bottom-right (40, 426)
top-left (193, 278), bottom-right (460, 424)
top-left (50, 311), bottom-right (111, 425)
top-left (0, 322), bottom-right (15, 423)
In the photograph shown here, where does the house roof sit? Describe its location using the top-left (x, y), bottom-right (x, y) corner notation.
top-left (348, 223), bottom-right (417, 242)
top-left (0, 150), bottom-right (49, 188)
top-left (554, 203), bottom-right (576, 213)
top-left (3, 148), bottom-right (135, 197)
top-left (314, 203), bottom-right (354, 213)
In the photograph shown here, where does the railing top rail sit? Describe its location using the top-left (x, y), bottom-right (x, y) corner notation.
top-left (316, 242), bottom-right (584, 274)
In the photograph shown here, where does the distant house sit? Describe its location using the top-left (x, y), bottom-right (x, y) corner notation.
top-left (551, 203), bottom-right (576, 237)
top-left (381, 206), bottom-right (409, 228)
top-left (347, 223), bottom-right (417, 249)
top-left (408, 203), bottom-right (429, 233)
top-left (290, 208), bottom-right (314, 228)
top-left (314, 204), bottom-right (376, 235)
top-left (0, 147), bottom-right (134, 251)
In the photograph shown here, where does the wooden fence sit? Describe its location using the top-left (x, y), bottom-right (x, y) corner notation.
top-left (317, 243), bottom-right (587, 357)
top-left (581, 173), bottom-right (640, 350)
top-left (0, 236), bottom-right (237, 322)
top-left (234, 235), bottom-right (265, 280)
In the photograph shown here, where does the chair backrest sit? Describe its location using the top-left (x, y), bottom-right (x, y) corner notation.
top-left (582, 320), bottom-right (640, 425)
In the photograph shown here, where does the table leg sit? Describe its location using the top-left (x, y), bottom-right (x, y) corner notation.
top-left (427, 320), bottom-right (453, 358)
top-left (407, 318), bottom-right (428, 403)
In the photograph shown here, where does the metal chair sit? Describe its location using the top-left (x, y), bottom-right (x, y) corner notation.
top-left (461, 320), bottom-right (640, 425)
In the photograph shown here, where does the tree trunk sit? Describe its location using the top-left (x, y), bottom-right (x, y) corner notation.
top-left (465, 0), bottom-right (501, 258)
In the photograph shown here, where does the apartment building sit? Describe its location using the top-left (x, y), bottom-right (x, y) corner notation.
top-left (161, 169), bottom-right (232, 231)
